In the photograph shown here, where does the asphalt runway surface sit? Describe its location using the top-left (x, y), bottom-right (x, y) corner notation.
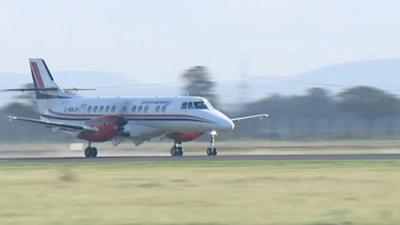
top-left (1, 154), bottom-right (400, 163)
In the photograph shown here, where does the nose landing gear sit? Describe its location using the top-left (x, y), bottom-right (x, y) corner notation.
top-left (206, 147), bottom-right (217, 156)
top-left (206, 130), bottom-right (218, 156)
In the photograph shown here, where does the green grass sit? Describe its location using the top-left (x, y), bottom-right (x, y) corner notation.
top-left (0, 160), bottom-right (400, 225)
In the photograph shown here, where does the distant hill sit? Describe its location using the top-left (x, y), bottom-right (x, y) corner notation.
top-left (296, 59), bottom-right (400, 91)
top-left (217, 59), bottom-right (400, 103)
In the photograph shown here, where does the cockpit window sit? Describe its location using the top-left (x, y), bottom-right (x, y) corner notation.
top-left (194, 101), bottom-right (208, 109)
top-left (181, 101), bottom-right (209, 110)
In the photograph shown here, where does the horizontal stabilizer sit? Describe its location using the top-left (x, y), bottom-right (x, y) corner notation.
top-left (2, 88), bottom-right (96, 92)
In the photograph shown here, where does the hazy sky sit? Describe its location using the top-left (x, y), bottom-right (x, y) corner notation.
top-left (1, 0), bottom-right (400, 82)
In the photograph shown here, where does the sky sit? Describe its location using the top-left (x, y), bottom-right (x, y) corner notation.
top-left (1, 0), bottom-right (400, 82)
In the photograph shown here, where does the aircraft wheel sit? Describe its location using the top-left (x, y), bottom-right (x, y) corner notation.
top-left (212, 147), bottom-right (217, 156)
top-left (85, 147), bottom-right (98, 158)
top-left (177, 146), bottom-right (184, 157)
top-left (207, 147), bottom-right (213, 156)
top-left (85, 147), bottom-right (91, 158)
top-left (91, 147), bottom-right (98, 158)
top-left (170, 146), bottom-right (177, 157)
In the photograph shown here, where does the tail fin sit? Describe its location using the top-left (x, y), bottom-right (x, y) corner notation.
top-left (30, 58), bottom-right (78, 115)
top-left (30, 58), bottom-right (58, 89)
top-left (29, 58), bottom-right (75, 100)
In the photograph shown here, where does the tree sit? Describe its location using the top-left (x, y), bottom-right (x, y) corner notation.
top-left (1, 83), bottom-right (37, 116)
top-left (181, 66), bottom-right (218, 105)
top-left (0, 83), bottom-right (71, 142)
top-left (337, 86), bottom-right (400, 137)
top-left (337, 86), bottom-right (400, 121)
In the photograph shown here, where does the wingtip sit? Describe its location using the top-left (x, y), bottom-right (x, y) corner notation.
top-left (8, 116), bottom-right (16, 121)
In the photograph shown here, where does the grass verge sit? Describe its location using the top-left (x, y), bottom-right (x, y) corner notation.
top-left (0, 160), bottom-right (399, 225)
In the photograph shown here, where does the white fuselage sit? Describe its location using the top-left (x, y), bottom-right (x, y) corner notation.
top-left (38, 95), bottom-right (234, 144)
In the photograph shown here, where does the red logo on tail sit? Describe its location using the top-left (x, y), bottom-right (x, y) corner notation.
top-left (30, 62), bottom-right (45, 88)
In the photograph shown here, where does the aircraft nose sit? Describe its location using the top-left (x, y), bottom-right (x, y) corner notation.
top-left (220, 117), bottom-right (235, 130)
top-left (227, 119), bottom-right (235, 130)
top-left (212, 111), bottom-right (235, 131)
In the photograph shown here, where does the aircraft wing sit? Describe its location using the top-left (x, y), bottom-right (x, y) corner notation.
top-left (231, 114), bottom-right (269, 122)
top-left (8, 116), bottom-right (98, 132)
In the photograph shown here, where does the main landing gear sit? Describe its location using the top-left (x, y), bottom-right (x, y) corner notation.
top-left (169, 131), bottom-right (219, 157)
top-left (84, 142), bottom-right (98, 158)
top-left (170, 143), bottom-right (184, 157)
top-left (206, 130), bottom-right (218, 156)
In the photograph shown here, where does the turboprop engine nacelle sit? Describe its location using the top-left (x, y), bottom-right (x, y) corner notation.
top-left (77, 115), bottom-right (128, 142)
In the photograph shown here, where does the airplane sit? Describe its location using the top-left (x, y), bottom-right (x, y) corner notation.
top-left (6, 59), bottom-right (269, 158)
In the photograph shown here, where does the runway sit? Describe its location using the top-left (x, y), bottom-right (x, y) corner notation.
top-left (1, 153), bottom-right (400, 163)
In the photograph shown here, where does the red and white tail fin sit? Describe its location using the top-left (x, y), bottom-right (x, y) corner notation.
top-left (29, 58), bottom-right (77, 100)
top-left (29, 58), bottom-right (77, 114)
top-left (30, 58), bottom-right (62, 90)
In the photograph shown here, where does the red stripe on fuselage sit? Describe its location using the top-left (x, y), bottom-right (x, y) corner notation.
top-left (31, 62), bottom-right (45, 88)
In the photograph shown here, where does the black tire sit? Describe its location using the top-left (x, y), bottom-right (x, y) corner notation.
top-left (207, 147), bottom-right (213, 156)
top-left (212, 147), bottom-right (217, 156)
top-left (170, 146), bottom-right (177, 157)
top-left (91, 147), bottom-right (98, 158)
top-left (84, 147), bottom-right (91, 158)
top-left (177, 146), bottom-right (184, 157)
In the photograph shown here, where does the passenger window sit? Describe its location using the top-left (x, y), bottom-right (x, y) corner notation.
top-left (144, 105), bottom-right (149, 113)
top-left (155, 105), bottom-right (160, 113)
top-left (181, 102), bottom-right (187, 109)
top-left (105, 106), bottom-right (110, 113)
top-left (131, 105), bottom-right (136, 113)
top-left (188, 102), bottom-right (194, 109)
top-left (111, 106), bottom-right (116, 113)
top-left (87, 106), bottom-right (92, 113)
top-left (121, 106), bottom-right (128, 114)
top-left (93, 106), bottom-right (98, 113)
top-left (162, 105), bottom-right (167, 113)
top-left (138, 105), bottom-right (143, 113)
top-left (99, 106), bottom-right (104, 113)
